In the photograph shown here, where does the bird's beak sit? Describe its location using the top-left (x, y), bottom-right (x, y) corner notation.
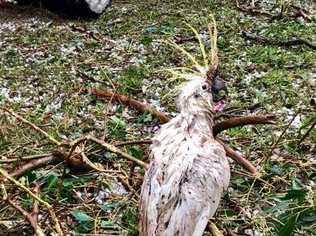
top-left (212, 76), bottom-right (227, 102)
top-left (211, 76), bottom-right (227, 112)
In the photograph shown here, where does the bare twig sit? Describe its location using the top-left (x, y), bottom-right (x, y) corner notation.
top-left (226, 229), bottom-right (240, 236)
top-left (89, 88), bottom-right (170, 123)
top-left (7, 199), bottom-right (45, 236)
top-left (290, 5), bottom-right (312, 22)
top-left (86, 135), bottom-right (148, 169)
top-left (218, 139), bottom-right (257, 175)
top-left (7, 136), bottom-right (149, 178)
top-left (1, 107), bottom-right (61, 145)
top-left (213, 115), bottom-right (276, 136)
top-left (271, 113), bottom-right (298, 150)
top-left (208, 221), bottom-right (224, 236)
top-left (298, 120), bottom-right (316, 145)
top-left (0, 168), bottom-right (63, 235)
top-left (10, 155), bottom-right (62, 178)
top-left (114, 139), bottom-right (153, 147)
top-left (235, 0), bottom-right (273, 17)
top-left (236, 0), bottom-right (312, 22)
top-left (242, 30), bottom-right (316, 50)
top-left (81, 151), bottom-right (107, 172)
top-left (174, 35), bottom-right (197, 44)
top-left (0, 153), bottom-right (52, 164)
top-left (31, 184), bottom-right (40, 227)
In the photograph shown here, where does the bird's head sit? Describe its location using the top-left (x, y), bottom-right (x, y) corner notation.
top-left (176, 73), bottom-right (226, 115)
top-left (170, 17), bottom-right (226, 116)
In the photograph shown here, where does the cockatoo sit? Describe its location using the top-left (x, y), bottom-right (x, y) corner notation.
top-left (139, 73), bottom-right (230, 235)
top-left (139, 19), bottom-right (230, 236)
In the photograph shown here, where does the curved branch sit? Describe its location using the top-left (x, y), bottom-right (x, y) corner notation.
top-left (213, 115), bottom-right (276, 136)
top-left (10, 155), bottom-right (62, 178)
top-left (7, 199), bottom-right (45, 236)
top-left (217, 140), bottom-right (257, 175)
top-left (0, 168), bottom-right (63, 235)
top-left (90, 88), bottom-right (170, 123)
top-left (242, 30), bottom-right (316, 50)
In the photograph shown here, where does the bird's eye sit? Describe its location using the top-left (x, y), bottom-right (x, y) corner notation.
top-left (201, 84), bottom-right (208, 90)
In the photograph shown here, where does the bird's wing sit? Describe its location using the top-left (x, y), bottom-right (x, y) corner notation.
top-left (140, 135), bottom-right (230, 236)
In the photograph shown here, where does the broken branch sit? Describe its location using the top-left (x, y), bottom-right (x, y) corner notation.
top-left (0, 168), bottom-right (63, 235)
top-left (1, 107), bottom-right (61, 146)
top-left (0, 153), bottom-right (52, 164)
top-left (217, 139), bottom-right (257, 175)
top-left (242, 30), bottom-right (316, 50)
top-left (114, 139), bottom-right (153, 147)
top-left (235, 0), bottom-right (273, 17)
top-left (207, 221), bottom-right (224, 236)
top-left (89, 89), bottom-right (262, 174)
top-left (31, 184), bottom-right (40, 229)
top-left (298, 120), bottom-right (316, 145)
top-left (90, 88), bottom-right (170, 123)
top-left (7, 198), bottom-right (45, 236)
top-left (213, 115), bottom-right (276, 136)
top-left (10, 155), bottom-right (62, 178)
top-left (86, 135), bottom-right (148, 169)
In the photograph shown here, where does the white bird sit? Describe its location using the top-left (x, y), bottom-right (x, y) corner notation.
top-left (139, 73), bottom-right (231, 236)
top-left (138, 17), bottom-right (229, 236)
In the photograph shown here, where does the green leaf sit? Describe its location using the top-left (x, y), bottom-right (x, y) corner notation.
top-left (278, 215), bottom-right (297, 236)
top-left (265, 201), bottom-right (289, 214)
top-left (141, 36), bottom-right (153, 45)
top-left (136, 113), bottom-right (153, 124)
top-left (108, 116), bottom-right (127, 139)
top-left (291, 179), bottom-right (303, 190)
top-left (100, 201), bottom-right (125, 212)
top-left (46, 174), bottom-right (58, 191)
top-left (299, 210), bottom-right (316, 223)
top-left (281, 189), bottom-right (307, 202)
top-left (100, 220), bottom-right (115, 229)
top-left (110, 116), bottom-right (126, 127)
top-left (128, 146), bottom-right (144, 159)
top-left (25, 171), bottom-right (37, 183)
top-left (71, 210), bottom-right (93, 223)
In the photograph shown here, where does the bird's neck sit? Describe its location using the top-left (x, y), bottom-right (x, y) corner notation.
top-left (179, 110), bottom-right (214, 138)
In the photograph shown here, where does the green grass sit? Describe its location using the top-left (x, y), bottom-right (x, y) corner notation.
top-left (0, 0), bottom-right (315, 235)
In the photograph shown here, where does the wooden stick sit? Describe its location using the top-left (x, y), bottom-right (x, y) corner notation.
top-left (90, 88), bottom-right (170, 123)
top-left (86, 135), bottom-right (148, 169)
top-left (242, 30), bottom-right (316, 50)
top-left (1, 107), bottom-right (61, 146)
top-left (0, 168), bottom-right (63, 235)
top-left (114, 139), bottom-right (153, 147)
top-left (31, 184), bottom-right (40, 228)
top-left (0, 153), bottom-right (52, 164)
top-left (271, 112), bottom-right (298, 150)
top-left (213, 115), bottom-right (276, 136)
top-left (7, 199), bottom-right (45, 236)
top-left (298, 120), bottom-right (316, 144)
top-left (217, 140), bottom-right (257, 175)
top-left (10, 155), bottom-right (62, 178)
top-left (235, 0), bottom-right (273, 17)
top-left (208, 221), bottom-right (224, 236)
